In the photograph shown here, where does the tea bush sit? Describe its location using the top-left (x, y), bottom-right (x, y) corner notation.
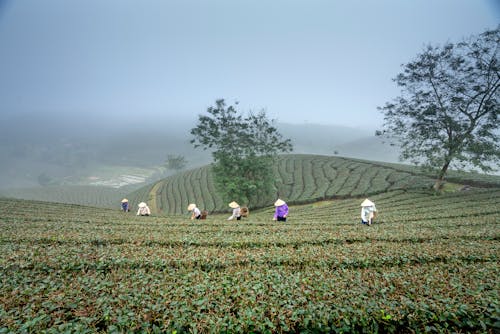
top-left (1, 188), bottom-right (498, 333)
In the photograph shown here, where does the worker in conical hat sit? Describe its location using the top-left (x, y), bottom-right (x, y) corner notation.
top-left (360, 199), bottom-right (377, 226)
top-left (227, 201), bottom-right (241, 220)
top-left (187, 203), bottom-right (202, 220)
top-left (137, 202), bottom-right (151, 216)
top-left (273, 199), bottom-right (289, 222)
top-left (120, 198), bottom-right (129, 212)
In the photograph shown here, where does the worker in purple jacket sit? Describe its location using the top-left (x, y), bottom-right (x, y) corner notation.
top-left (121, 198), bottom-right (130, 212)
top-left (273, 199), bottom-right (289, 222)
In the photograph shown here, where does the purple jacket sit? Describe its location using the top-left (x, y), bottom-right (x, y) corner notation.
top-left (274, 204), bottom-right (289, 218)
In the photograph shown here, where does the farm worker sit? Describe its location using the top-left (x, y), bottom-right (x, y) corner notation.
top-left (120, 198), bottom-right (129, 212)
top-left (227, 201), bottom-right (241, 220)
top-left (273, 199), bottom-right (289, 222)
top-left (360, 199), bottom-right (377, 226)
top-left (187, 203), bottom-right (202, 220)
top-left (137, 202), bottom-right (151, 216)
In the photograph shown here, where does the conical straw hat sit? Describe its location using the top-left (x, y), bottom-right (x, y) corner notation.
top-left (360, 199), bottom-right (374, 207)
top-left (187, 203), bottom-right (196, 211)
top-left (121, 198), bottom-right (128, 203)
top-left (228, 201), bottom-right (239, 208)
top-left (138, 202), bottom-right (147, 208)
top-left (274, 199), bottom-right (286, 206)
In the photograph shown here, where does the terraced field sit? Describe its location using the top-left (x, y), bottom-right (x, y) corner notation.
top-left (0, 185), bottom-right (130, 209)
top-left (3, 155), bottom-right (495, 214)
top-left (128, 155), bottom-right (443, 215)
top-left (1, 188), bottom-right (498, 333)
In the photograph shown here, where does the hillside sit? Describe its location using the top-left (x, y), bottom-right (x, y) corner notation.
top-left (1, 187), bottom-right (499, 332)
top-left (0, 185), bottom-right (130, 209)
top-left (127, 154), bottom-right (475, 215)
top-left (3, 154), bottom-right (498, 211)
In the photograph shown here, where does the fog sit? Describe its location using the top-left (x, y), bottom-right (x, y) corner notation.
top-left (1, 1), bottom-right (497, 190)
top-left (1, 1), bottom-right (497, 129)
top-left (0, 111), bottom-right (401, 190)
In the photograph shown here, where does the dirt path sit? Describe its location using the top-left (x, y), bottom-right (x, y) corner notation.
top-left (148, 181), bottom-right (164, 214)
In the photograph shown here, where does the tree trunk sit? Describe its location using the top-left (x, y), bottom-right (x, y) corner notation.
top-left (433, 160), bottom-right (451, 191)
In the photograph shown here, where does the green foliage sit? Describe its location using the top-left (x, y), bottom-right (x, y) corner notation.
top-left (164, 154), bottom-right (187, 172)
top-left (0, 188), bottom-right (499, 332)
top-left (213, 154), bottom-right (276, 206)
top-left (378, 27), bottom-right (500, 183)
top-left (190, 99), bottom-right (292, 204)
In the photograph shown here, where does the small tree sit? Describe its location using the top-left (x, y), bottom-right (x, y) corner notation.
top-left (378, 27), bottom-right (499, 189)
top-left (191, 99), bottom-right (293, 206)
top-left (164, 154), bottom-right (187, 172)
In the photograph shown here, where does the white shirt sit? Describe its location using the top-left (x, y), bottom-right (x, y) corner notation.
top-left (137, 205), bottom-right (151, 216)
top-left (193, 207), bottom-right (201, 217)
top-left (228, 207), bottom-right (241, 220)
top-left (361, 205), bottom-right (376, 222)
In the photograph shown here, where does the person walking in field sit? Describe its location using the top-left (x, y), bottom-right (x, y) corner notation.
top-left (136, 202), bottom-right (151, 216)
top-left (121, 198), bottom-right (130, 212)
top-left (187, 203), bottom-right (202, 220)
top-left (227, 201), bottom-right (241, 220)
top-left (360, 199), bottom-right (377, 226)
top-left (273, 199), bottom-right (289, 222)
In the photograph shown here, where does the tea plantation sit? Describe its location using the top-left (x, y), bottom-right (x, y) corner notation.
top-left (128, 155), bottom-right (453, 215)
top-left (1, 186), bottom-right (499, 333)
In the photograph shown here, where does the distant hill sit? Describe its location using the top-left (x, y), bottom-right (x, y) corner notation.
top-left (277, 123), bottom-right (400, 162)
top-left (0, 114), bottom-right (210, 189)
top-left (0, 114), bottom-right (399, 190)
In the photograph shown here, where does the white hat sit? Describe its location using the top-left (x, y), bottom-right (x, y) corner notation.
top-left (187, 203), bottom-right (196, 211)
top-left (228, 201), bottom-right (239, 208)
top-left (121, 198), bottom-right (128, 203)
top-left (360, 199), bottom-right (374, 207)
top-left (138, 202), bottom-right (147, 208)
top-left (274, 199), bottom-right (286, 206)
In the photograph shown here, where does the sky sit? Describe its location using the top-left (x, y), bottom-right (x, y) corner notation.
top-left (0, 0), bottom-right (498, 131)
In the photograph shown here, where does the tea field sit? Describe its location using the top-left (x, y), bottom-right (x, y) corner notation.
top-left (129, 154), bottom-right (445, 215)
top-left (0, 187), bottom-right (498, 333)
top-left (0, 185), bottom-right (131, 209)
top-left (2, 154), bottom-right (496, 214)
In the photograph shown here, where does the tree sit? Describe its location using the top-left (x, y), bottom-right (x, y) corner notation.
top-left (164, 154), bottom-right (187, 172)
top-left (191, 99), bottom-right (293, 206)
top-left (378, 27), bottom-right (499, 190)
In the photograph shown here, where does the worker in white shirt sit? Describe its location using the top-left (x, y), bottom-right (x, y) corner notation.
top-left (360, 199), bottom-right (377, 226)
top-left (227, 201), bottom-right (241, 220)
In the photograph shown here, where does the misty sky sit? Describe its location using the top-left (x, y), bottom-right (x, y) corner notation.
top-left (0, 0), bottom-right (498, 130)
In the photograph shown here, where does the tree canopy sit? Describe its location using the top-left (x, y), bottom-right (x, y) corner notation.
top-left (164, 154), bottom-right (187, 172)
top-left (191, 99), bottom-right (292, 206)
top-left (378, 27), bottom-right (499, 189)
